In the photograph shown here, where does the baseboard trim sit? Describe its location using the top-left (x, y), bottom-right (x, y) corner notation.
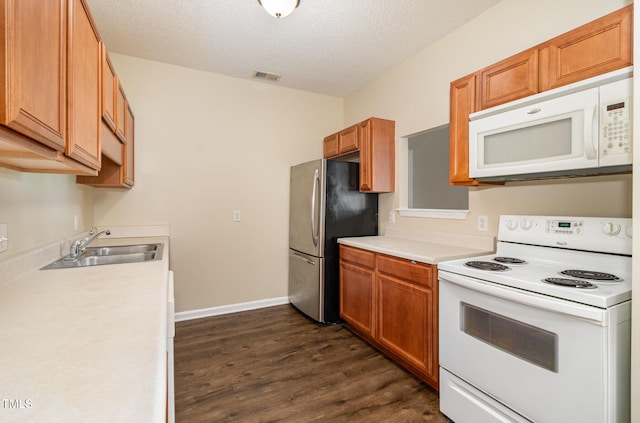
top-left (175, 297), bottom-right (290, 322)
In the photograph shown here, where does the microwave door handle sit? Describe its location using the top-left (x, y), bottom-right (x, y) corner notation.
top-left (584, 103), bottom-right (598, 160)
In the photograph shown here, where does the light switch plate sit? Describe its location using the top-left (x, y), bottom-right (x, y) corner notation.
top-left (233, 210), bottom-right (241, 222)
top-left (0, 223), bottom-right (8, 252)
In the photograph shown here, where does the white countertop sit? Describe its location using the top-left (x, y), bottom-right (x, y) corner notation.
top-left (0, 229), bottom-right (170, 422)
top-left (338, 228), bottom-right (495, 264)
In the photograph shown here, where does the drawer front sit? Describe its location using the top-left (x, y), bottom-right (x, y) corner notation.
top-left (340, 245), bottom-right (375, 269)
top-left (377, 254), bottom-right (432, 288)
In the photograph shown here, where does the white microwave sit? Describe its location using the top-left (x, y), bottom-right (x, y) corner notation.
top-left (468, 69), bottom-right (633, 181)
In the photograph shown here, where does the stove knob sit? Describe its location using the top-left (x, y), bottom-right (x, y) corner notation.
top-left (602, 222), bottom-right (621, 236)
top-left (506, 219), bottom-right (518, 230)
top-left (520, 218), bottom-right (533, 230)
top-left (626, 226), bottom-right (633, 238)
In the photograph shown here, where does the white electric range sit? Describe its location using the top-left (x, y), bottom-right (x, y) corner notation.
top-left (438, 215), bottom-right (631, 423)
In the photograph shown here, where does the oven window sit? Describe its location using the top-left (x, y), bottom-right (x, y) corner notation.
top-left (461, 303), bottom-right (558, 372)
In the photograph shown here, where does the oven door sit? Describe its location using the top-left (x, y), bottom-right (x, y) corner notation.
top-left (438, 271), bottom-right (623, 423)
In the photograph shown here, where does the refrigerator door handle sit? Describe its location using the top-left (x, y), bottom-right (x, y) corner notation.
top-left (311, 169), bottom-right (320, 246)
top-left (292, 251), bottom-right (316, 265)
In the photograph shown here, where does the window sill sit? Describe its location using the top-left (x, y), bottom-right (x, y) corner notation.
top-left (396, 208), bottom-right (469, 220)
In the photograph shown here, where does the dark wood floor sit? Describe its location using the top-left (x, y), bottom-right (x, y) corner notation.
top-left (174, 304), bottom-right (450, 422)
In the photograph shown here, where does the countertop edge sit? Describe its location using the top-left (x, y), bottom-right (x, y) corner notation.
top-left (338, 236), bottom-right (495, 264)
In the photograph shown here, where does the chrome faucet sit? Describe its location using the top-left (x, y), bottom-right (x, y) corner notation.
top-left (69, 228), bottom-right (111, 258)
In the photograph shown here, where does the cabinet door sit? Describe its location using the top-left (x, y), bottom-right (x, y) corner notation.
top-left (338, 125), bottom-right (358, 154)
top-left (540, 5), bottom-right (632, 91)
top-left (377, 274), bottom-right (436, 382)
top-left (323, 132), bottom-right (338, 158)
top-left (124, 100), bottom-right (134, 187)
top-left (0, 0), bottom-right (66, 151)
top-left (479, 49), bottom-right (538, 110)
top-left (101, 43), bottom-right (116, 131)
top-left (358, 118), bottom-right (395, 193)
top-left (115, 80), bottom-right (126, 142)
top-left (340, 246), bottom-right (376, 338)
top-left (449, 74), bottom-right (478, 186)
top-left (66, 0), bottom-right (101, 169)
top-left (323, 126), bottom-right (358, 158)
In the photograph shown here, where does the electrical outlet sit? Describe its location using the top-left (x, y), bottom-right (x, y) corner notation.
top-left (388, 211), bottom-right (396, 224)
top-left (233, 210), bottom-right (241, 222)
top-left (477, 215), bottom-right (488, 232)
top-left (0, 223), bottom-right (8, 252)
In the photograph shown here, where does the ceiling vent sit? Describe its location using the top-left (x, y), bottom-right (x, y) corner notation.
top-left (252, 71), bottom-right (282, 82)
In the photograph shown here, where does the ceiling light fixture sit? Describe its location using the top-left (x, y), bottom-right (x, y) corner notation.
top-left (258, 0), bottom-right (300, 18)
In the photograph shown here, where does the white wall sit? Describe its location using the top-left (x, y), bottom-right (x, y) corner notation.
top-left (0, 170), bottom-right (93, 258)
top-left (345, 0), bottom-right (633, 237)
top-left (92, 55), bottom-right (343, 312)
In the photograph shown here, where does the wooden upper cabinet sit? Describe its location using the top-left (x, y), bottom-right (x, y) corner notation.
top-left (77, 38), bottom-right (135, 188)
top-left (358, 118), bottom-right (395, 193)
top-left (338, 125), bottom-right (359, 154)
top-left (115, 78), bottom-right (126, 142)
top-left (323, 117), bottom-right (395, 193)
top-left (323, 132), bottom-right (339, 158)
top-left (323, 125), bottom-right (359, 158)
top-left (0, 0), bottom-right (66, 151)
top-left (448, 4), bottom-right (633, 186)
top-left (123, 100), bottom-right (134, 186)
top-left (479, 49), bottom-right (538, 110)
top-left (540, 5), bottom-right (633, 91)
top-left (66, 0), bottom-right (101, 170)
top-left (101, 44), bottom-right (116, 131)
top-left (449, 73), bottom-right (478, 186)
top-left (77, 95), bottom-right (134, 188)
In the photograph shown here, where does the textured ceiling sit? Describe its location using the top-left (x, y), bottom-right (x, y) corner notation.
top-left (86, 0), bottom-right (500, 97)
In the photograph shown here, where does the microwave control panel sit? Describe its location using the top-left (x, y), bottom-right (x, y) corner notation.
top-left (599, 77), bottom-right (632, 165)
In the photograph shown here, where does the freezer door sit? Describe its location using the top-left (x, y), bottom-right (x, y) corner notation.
top-left (289, 250), bottom-right (324, 322)
top-left (289, 159), bottom-right (325, 257)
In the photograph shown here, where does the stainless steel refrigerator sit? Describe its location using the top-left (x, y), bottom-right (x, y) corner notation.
top-left (289, 159), bottom-right (378, 323)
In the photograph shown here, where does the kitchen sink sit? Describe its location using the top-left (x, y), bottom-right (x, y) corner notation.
top-left (41, 243), bottom-right (163, 270)
top-left (83, 244), bottom-right (160, 257)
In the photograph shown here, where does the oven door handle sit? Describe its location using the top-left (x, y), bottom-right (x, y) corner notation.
top-left (438, 270), bottom-right (606, 325)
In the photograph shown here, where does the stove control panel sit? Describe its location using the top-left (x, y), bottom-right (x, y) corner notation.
top-left (546, 219), bottom-right (583, 235)
top-left (499, 215), bottom-right (632, 255)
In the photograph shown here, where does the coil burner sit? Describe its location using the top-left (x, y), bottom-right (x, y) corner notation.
top-left (543, 277), bottom-right (597, 289)
top-left (493, 257), bottom-right (527, 265)
top-left (560, 270), bottom-right (621, 282)
top-left (464, 261), bottom-right (510, 271)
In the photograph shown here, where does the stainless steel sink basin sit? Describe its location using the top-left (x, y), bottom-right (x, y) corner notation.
top-left (83, 243), bottom-right (160, 257)
top-left (41, 243), bottom-right (163, 270)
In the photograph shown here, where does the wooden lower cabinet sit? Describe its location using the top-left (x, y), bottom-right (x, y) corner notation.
top-left (339, 245), bottom-right (439, 390)
top-left (340, 246), bottom-right (376, 339)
